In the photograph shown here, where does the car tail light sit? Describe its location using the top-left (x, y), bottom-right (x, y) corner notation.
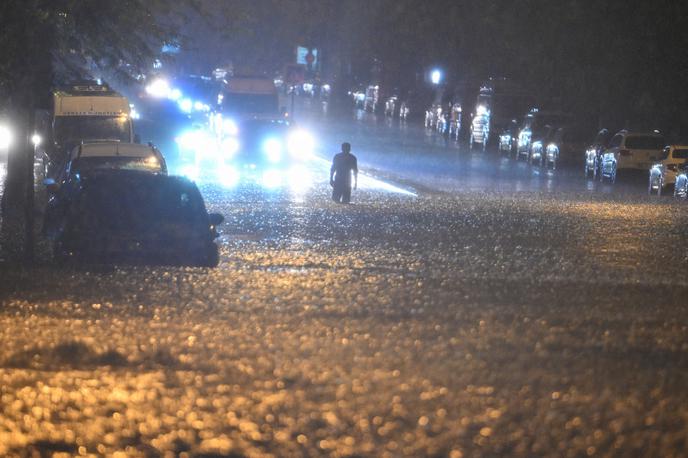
top-left (619, 149), bottom-right (631, 156)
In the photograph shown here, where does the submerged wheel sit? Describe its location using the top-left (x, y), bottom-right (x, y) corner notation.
top-left (192, 244), bottom-right (219, 267)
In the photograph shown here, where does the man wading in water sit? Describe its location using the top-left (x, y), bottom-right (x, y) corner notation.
top-left (329, 142), bottom-right (358, 204)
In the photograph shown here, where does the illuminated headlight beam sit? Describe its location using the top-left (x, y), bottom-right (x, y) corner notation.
top-left (288, 130), bottom-right (315, 159)
top-left (311, 156), bottom-right (416, 197)
top-left (264, 138), bottom-right (283, 163)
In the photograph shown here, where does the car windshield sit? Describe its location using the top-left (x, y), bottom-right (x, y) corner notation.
top-left (532, 125), bottom-right (553, 138)
top-left (562, 128), bottom-right (589, 143)
top-left (223, 93), bottom-right (278, 115)
top-left (75, 175), bottom-right (205, 232)
top-left (232, 120), bottom-right (291, 161)
top-left (625, 136), bottom-right (664, 150)
top-left (536, 114), bottom-right (572, 128)
top-left (593, 130), bottom-right (610, 145)
top-left (239, 119), bottom-right (290, 135)
top-left (73, 156), bottom-right (164, 174)
top-left (491, 94), bottom-right (534, 120)
top-left (54, 116), bottom-right (131, 149)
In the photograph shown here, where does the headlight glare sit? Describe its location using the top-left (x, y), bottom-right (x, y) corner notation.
top-left (287, 130), bottom-right (315, 159)
top-left (264, 138), bottom-right (283, 163)
top-left (0, 125), bottom-right (12, 149)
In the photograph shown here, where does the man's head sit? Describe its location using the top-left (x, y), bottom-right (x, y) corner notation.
top-left (342, 142), bottom-right (351, 154)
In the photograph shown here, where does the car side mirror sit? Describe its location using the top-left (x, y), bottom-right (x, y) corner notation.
top-left (43, 178), bottom-right (59, 193)
top-left (208, 213), bottom-right (224, 226)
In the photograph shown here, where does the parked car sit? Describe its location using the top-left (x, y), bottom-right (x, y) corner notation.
top-left (44, 170), bottom-right (223, 266)
top-left (544, 126), bottom-right (589, 169)
top-left (350, 87), bottom-right (366, 108)
top-left (364, 85), bottom-right (379, 112)
top-left (516, 110), bottom-right (574, 159)
top-left (584, 128), bottom-right (611, 179)
top-left (425, 104), bottom-right (442, 129)
top-left (469, 106), bottom-right (490, 151)
top-left (399, 101), bottom-right (410, 120)
top-left (527, 125), bottom-right (556, 165)
top-left (498, 119), bottom-right (520, 155)
top-left (50, 141), bottom-right (167, 186)
top-left (674, 164), bottom-right (688, 199)
top-left (648, 145), bottom-right (688, 195)
top-left (600, 130), bottom-right (665, 183)
top-left (448, 104), bottom-right (462, 139)
top-left (384, 96), bottom-right (398, 117)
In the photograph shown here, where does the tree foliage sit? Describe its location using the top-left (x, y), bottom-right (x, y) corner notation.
top-left (0, 0), bottom-right (192, 108)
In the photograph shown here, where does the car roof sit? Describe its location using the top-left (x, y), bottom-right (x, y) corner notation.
top-left (615, 130), bottom-right (663, 138)
top-left (70, 142), bottom-right (156, 160)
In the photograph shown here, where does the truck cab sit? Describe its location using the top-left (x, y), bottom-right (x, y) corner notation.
top-left (42, 83), bottom-right (134, 178)
top-left (218, 77), bottom-right (280, 118)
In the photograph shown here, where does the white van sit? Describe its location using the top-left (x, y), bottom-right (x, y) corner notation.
top-left (600, 130), bottom-right (665, 182)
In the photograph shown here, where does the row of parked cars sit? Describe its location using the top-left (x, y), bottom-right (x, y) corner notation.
top-left (584, 129), bottom-right (688, 197)
top-left (498, 109), bottom-right (581, 169)
top-left (495, 108), bottom-right (688, 197)
top-left (424, 103), bottom-right (462, 139)
top-left (42, 141), bottom-right (225, 266)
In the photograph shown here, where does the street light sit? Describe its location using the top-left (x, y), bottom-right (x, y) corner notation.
top-left (430, 69), bottom-right (443, 85)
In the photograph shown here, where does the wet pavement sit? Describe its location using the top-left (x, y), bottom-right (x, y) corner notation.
top-left (1, 104), bottom-right (688, 457)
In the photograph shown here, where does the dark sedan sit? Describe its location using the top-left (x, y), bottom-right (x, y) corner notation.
top-left (44, 171), bottom-right (223, 266)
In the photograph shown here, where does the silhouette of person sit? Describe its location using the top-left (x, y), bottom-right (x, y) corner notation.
top-left (330, 142), bottom-right (358, 204)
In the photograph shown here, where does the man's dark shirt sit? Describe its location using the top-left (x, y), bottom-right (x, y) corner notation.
top-left (331, 152), bottom-right (358, 187)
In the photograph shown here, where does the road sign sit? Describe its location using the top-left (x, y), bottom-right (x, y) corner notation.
top-left (296, 47), bottom-right (318, 68)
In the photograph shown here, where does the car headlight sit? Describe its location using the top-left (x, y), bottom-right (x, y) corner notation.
top-left (175, 131), bottom-right (197, 152)
top-left (176, 130), bottom-right (212, 154)
top-left (0, 124), bottom-right (12, 149)
top-left (193, 101), bottom-right (210, 112)
top-left (221, 137), bottom-right (240, 158)
top-left (264, 138), bottom-right (283, 163)
top-left (223, 119), bottom-right (239, 136)
top-left (262, 169), bottom-right (282, 188)
top-left (145, 79), bottom-right (171, 98)
top-left (169, 88), bottom-right (182, 101)
top-left (219, 165), bottom-right (240, 187)
top-left (288, 130), bottom-right (315, 159)
top-left (179, 98), bottom-right (193, 113)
